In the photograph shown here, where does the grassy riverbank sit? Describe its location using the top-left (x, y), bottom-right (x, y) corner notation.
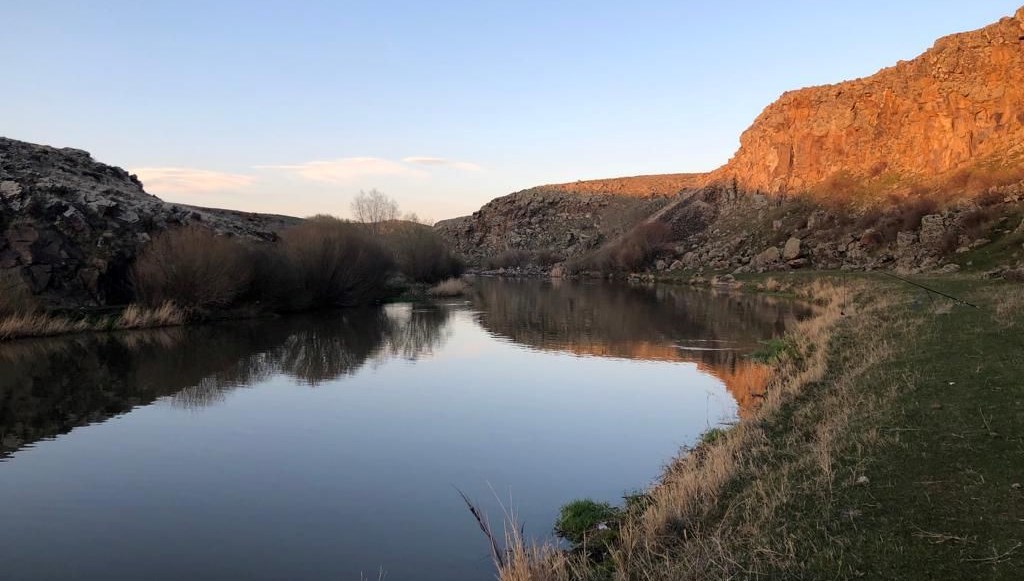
top-left (499, 273), bottom-right (1023, 580)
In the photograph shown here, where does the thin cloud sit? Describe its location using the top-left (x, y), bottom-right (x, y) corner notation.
top-left (257, 157), bottom-right (424, 184)
top-left (132, 167), bottom-right (255, 194)
top-left (402, 156), bottom-right (483, 172)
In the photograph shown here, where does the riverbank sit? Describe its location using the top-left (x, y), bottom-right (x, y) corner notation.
top-left (498, 273), bottom-right (1023, 580)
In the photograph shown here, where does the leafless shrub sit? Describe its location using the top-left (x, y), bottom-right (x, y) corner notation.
top-left (278, 216), bottom-right (395, 309)
top-left (133, 227), bottom-right (253, 309)
top-left (571, 220), bottom-right (672, 272)
top-left (0, 269), bottom-right (37, 317)
top-left (382, 222), bottom-right (463, 283)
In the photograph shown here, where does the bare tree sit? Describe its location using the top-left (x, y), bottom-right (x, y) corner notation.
top-left (351, 189), bottom-right (399, 229)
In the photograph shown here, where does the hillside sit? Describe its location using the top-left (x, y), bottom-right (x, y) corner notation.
top-left (0, 137), bottom-right (299, 307)
top-left (438, 7), bottom-right (1024, 276)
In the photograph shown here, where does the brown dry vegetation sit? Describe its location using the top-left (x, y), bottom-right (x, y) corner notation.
top-left (569, 221), bottom-right (672, 273)
top-left (381, 221), bottom-right (463, 283)
top-left (133, 226), bottom-right (254, 309)
top-left (493, 279), bottom-right (913, 580)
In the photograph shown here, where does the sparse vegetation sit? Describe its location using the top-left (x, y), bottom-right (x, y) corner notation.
top-left (569, 221), bottom-right (671, 273)
top-left (486, 275), bottom-right (1024, 580)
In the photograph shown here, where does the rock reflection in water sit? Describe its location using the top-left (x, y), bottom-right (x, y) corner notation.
top-left (0, 305), bottom-right (454, 458)
top-left (469, 277), bottom-right (810, 416)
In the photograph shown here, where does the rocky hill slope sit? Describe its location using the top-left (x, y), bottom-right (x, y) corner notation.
top-left (706, 7), bottom-right (1024, 195)
top-left (0, 137), bottom-right (298, 307)
top-left (438, 7), bottom-right (1024, 276)
top-left (435, 176), bottom-right (692, 265)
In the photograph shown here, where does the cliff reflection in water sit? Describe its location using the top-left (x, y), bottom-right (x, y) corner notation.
top-left (0, 279), bottom-right (807, 459)
top-left (0, 304), bottom-right (453, 458)
top-left (469, 278), bottom-right (811, 416)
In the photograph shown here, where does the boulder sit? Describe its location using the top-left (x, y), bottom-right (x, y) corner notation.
top-left (782, 237), bottom-right (802, 261)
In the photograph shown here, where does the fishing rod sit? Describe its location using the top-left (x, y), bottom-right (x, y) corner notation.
top-left (877, 270), bottom-right (980, 309)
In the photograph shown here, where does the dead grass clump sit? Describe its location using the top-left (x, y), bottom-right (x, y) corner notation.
top-left (115, 302), bottom-right (187, 329)
top-left (428, 277), bottom-right (468, 297)
top-left (0, 313), bottom-right (91, 342)
top-left (133, 227), bottom-right (253, 309)
top-left (993, 285), bottom-right (1024, 327)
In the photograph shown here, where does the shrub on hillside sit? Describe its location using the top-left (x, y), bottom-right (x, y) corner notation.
top-left (571, 221), bottom-right (671, 272)
top-left (133, 227), bottom-right (253, 309)
top-left (277, 216), bottom-right (395, 309)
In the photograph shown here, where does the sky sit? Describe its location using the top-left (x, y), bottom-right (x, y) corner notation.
top-left (2, 1), bottom-right (1020, 222)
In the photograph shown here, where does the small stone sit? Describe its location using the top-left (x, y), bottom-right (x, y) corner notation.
top-left (855, 475), bottom-right (870, 486)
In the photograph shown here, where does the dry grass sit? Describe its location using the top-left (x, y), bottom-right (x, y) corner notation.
top-left (992, 285), bottom-right (1024, 328)
top-left (0, 303), bottom-right (188, 342)
top-left (115, 302), bottom-right (188, 329)
top-left (428, 278), bottom-right (469, 297)
top-left (494, 279), bottom-right (918, 580)
top-left (0, 313), bottom-right (91, 342)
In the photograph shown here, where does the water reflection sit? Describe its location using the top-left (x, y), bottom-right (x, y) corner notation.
top-left (0, 280), bottom-right (807, 459)
top-left (469, 278), bottom-right (810, 416)
top-left (0, 306), bottom-right (454, 457)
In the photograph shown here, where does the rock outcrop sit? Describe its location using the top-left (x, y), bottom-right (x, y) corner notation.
top-left (707, 7), bottom-right (1024, 194)
top-left (0, 137), bottom-right (299, 307)
top-left (436, 182), bottom-right (680, 265)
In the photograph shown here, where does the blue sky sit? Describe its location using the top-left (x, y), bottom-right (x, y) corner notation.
top-left (2, 1), bottom-right (1020, 220)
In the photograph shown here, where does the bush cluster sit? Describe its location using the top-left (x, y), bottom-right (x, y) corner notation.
top-left (132, 216), bottom-right (462, 312)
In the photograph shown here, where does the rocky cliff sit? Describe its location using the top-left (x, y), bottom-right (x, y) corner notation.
top-left (707, 7), bottom-right (1024, 195)
top-left (0, 137), bottom-right (298, 307)
top-left (435, 176), bottom-right (695, 265)
top-left (439, 8), bottom-right (1024, 275)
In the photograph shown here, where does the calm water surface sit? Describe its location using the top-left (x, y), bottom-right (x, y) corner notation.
top-left (0, 278), bottom-right (807, 580)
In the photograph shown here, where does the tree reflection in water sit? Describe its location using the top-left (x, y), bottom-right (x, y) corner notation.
top-left (0, 279), bottom-right (809, 458)
top-left (0, 304), bottom-right (455, 457)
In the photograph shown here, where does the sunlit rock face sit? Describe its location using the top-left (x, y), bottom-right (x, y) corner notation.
top-left (706, 7), bottom-right (1024, 195)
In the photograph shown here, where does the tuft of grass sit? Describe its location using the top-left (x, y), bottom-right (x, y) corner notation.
top-left (554, 499), bottom-right (620, 546)
top-left (749, 336), bottom-right (800, 364)
top-left (698, 426), bottom-right (729, 446)
top-left (427, 277), bottom-right (469, 297)
top-left (115, 302), bottom-right (188, 329)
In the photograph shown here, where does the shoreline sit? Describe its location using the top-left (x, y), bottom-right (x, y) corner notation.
top-left (495, 272), bottom-right (1024, 580)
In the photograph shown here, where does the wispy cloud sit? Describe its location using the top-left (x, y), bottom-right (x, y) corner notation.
top-left (402, 156), bottom-right (483, 172)
top-left (256, 157), bottom-right (425, 184)
top-left (132, 167), bottom-right (255, 194)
